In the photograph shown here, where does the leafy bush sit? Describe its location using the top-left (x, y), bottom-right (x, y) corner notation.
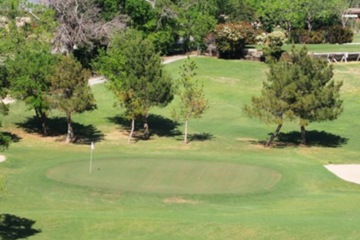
top-left (325, 26), bottom-right (353, 44)
top-left (147, 30), bottom-right (176, 56)
top-left (290, 27), bottom-right (352, 44)
top-left (289, 29), bottom-right (324, 44)
top-left (257, 31), bottom-right (286, 62)
top-left (215, 22), bottom-right (259, 59)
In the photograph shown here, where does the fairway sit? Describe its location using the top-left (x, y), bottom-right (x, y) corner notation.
top-left (47, 159), bottom-right (281, 194)
top-left (2, 57), bottom-right (360, 239)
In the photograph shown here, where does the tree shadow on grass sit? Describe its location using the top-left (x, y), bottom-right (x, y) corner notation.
top-left (248, 130), bottom-right (348, 148)
top-left (188, 132), bottom-right (214, 142)
top-left (0, 214), bottom-right (41, 240)
top-left (15, 116), bottom-right (104, 144)
top-left (1, 132), bottom-right (21, 143)
top-left (276, 130), bottom-right (348, 148)
top-left (108, 114), bottom-right (181, 141)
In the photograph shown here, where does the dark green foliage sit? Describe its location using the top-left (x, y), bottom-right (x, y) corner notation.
top-left (50, 55), bottom-right (96, 143)
top-left (96, 0), bottom-right (126, 21)
top-left (325, 26), bottom-right (354, 44)
top-left (245, 46), bottom-right (343, 146)
top-left (289, 29), bottom-right (325, 44)
top-left (147, 30), bottom-right (176, 55)
top-left (94, 30), bottom-right (174, 140)
top-left (289, 27), bottom-right (353, 44)
top-left (124, 0), bottom-right (155, 31)
top-left (6, 43), bottom-right (55, 135)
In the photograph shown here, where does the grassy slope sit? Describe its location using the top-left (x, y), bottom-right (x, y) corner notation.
top-left (1, 58), bottom-right (360, 239)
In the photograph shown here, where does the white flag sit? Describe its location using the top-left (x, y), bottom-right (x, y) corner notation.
top-left (91, 142), bottom-right (94, 150)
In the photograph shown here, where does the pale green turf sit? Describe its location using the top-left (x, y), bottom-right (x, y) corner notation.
top-left (47, 159), bottom-right (281, 194)
top-left (1, 58), bottom-right (360, 239)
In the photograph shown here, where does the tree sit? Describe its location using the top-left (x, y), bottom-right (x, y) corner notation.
top-left (287, 47), bottom-right (343, 145)
top-left (258, 0), bottom-right (303, 33)
top-left (244, 46), bottom-right (343, 146)
top-left (47, 0), bottom-right (128, 54)
top-left (300, 0), bottom-right (338, 31)
top-left (49, 55), bottom-right (96, 143)
top-left (6, 43), bottom-right (56, 135)
top-left (0, 67), bottom-right (11, 151)
top-left (0, 1), bottom-right (57, 135)
top-left (172, 58), bottom-right (208, 144)
top-left (94, 30), bottom-right (174, 142)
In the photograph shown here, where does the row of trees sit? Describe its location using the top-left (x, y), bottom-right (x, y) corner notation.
top-left (0, 0), bottom-right (345, 147)
top-left (14, 0), bottom-right (358, 62)
top-left (0, 1), bottom-right (208, 145)
top-left (93, 30), bottom-right (208, 143)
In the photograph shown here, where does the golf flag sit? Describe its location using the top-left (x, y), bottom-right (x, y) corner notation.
top-left (89, 142), bottom-right (94, 174)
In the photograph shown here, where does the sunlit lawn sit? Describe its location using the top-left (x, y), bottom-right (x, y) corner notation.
top-left (1, 57), bottom-right (360, 239)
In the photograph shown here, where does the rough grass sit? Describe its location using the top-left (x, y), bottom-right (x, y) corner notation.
top-left (1, 58), bottom-right (360, 239)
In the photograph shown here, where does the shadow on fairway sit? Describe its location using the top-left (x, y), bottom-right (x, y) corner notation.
top-left (2, 132), bottom-right (21, 143)
top-left (0, 214), bottom-right (41, 240)
top-left (249, 130), bottom-right (348, 148)
top-left (108, 114), bottom-right (181, 140)
top-left (16, 117), bottom-right (104, 144)
top-left (276, 130), bottom-right (348, 147)
top-left (188, 132), bottom-right (214, 142)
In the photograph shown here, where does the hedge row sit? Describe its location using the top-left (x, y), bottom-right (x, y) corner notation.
top-left (289, 26), bottom-right (353, 44)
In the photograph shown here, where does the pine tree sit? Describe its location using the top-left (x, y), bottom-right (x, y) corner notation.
top-left (244, 46), bottom-right (343, 146)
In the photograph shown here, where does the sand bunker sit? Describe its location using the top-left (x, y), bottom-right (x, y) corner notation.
top-left (0, 155), bottom-right (5, 163)
top-left (325, 164), bottom-right (360, 185)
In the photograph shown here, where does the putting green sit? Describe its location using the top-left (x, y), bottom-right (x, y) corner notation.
top-left (47, 159), bottom-right (281, 194)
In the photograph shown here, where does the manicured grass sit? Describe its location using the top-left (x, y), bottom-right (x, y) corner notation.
top-left (1, 57), bottom-right (360, 239)
top-left (47, 159), bottom-right (281, 194)
top-left (253, 42), bottom-right (360, 53)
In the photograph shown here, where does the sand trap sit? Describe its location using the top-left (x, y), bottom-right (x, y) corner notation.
top-left (0, 155), bottom-right (5, 163)
top-left (325, 164), bottom-right (360, 185)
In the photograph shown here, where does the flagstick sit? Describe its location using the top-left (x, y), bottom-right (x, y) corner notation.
top-left (89, 142), bottom-right (94, 174)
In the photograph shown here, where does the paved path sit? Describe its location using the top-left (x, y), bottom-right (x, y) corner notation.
top-left (90, 54), bottom-right (197, 86)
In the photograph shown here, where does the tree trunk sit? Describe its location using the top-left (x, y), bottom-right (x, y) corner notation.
top-left (66, 113), bottom-right (74, 143)
top-left (184, 120), bottom-right (188, 144)
top-left (266, 124), bottom-right (282, 146)
top-left (35, 107), bottom-right (48, 136)
top-left (143, 115), bottom-right (149, 139)
top-left (128, 119), bottom-right (135, 143)
top-left (301, 125), bottom-right (306, 145)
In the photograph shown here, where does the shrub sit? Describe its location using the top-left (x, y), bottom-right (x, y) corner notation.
top-left (257, 31), bottom-right (287, 63)
top-left (215, 22), bottom-right (259, 59)
top-left (290, 26), bottom-right (353, 44)
top-left (325, 26), bottom-right (353, 44)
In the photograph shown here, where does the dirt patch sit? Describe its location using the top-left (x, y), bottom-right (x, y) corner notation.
top-left (163, 196), bottom-right (200, 205)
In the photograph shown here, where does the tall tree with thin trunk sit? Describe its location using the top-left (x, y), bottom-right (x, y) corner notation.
top-left (49, 55), bottom-right (96, 143)
top-left (172, 58), bottom-right (208, 144)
